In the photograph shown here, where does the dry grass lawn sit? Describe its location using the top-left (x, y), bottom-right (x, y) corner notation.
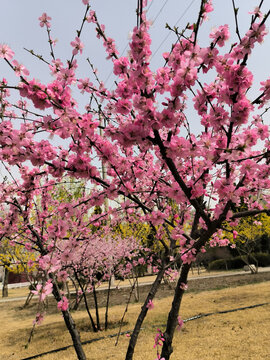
top-left (1, 281), bottom-right (270, 360)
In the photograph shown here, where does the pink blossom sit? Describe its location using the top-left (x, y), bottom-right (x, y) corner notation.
top-left (57, 296), bottom-right (69, 311)
top-left (1, 4), bottom-right (270, 356)
top-left (154, 328), bottom-right (164, 348)
top-left (49, 37), bottom-right (57, 47)
top-left (38, 13), bottom-right (51, 28)
top-left (57, 67), bottom-right (76, 85)
top-left (202, 0), bottom-right (213, 20)
top-left (181, 249), bottom-right (196, 264)
top-left (256, 124), bottom-right (269, 140)
top-left (70, 37), bottom-right (84, 55)
top-left (115, 99), bottom-right (132, 115)
top-left (103, 37), bottom-right (119, 59)
top-left (180, 283), bottom-right (188, 291)
top-left (113, 57), bottom-right (130, 76)
top-left (25, 242), bottom-right (32, 251)
top-left (12, 60), bottom-right (29, 77)
top-left (86, 10), bottom-right (96, 23)
top-left (0, 44), bottom-right (14, 60)
top-left (33, 312), bottom-right (44, 325)
top-left (78, 78), bottom-right (93, 94)
top-left (249, 7), bottom-right (263, 20)
top-left (210, 24), bottom-right (230, 47)
top-left (146, 299), bottom-right (154, 310)
top-left (49, 58), bottom-right (63, 75)
top-left (27, 259), bottom-right (34, 268)
top-left (249, 23), bottom-right (268, 44)
top-left (176, 316), bottom-right (184, 331)
top-left (32, 281), bottom-right (53, 302)
top-left (259, 78), bottom-right (270, 107)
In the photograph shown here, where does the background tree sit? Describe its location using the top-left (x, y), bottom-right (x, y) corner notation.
top-left (0, 170), bottom-right (150, 356)
top-left (0, 239), bottom-right (36, 297)
top-left (223, 212), bottom-right (270, 272)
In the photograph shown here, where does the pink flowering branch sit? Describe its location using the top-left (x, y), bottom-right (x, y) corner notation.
top-left (193, 0), bottom-right (213, 44)
top-left (152, 129), bottom-right (212, 228)
top-left (68, 3), bottom-right (90, 64)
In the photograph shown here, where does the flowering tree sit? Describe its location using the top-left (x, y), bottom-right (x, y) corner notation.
top-left (0, 0), bottom-right (270, 359)
top-left (0, 170), bottom-right (149, 347)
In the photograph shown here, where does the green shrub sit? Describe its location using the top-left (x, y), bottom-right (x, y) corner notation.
top-left (249, 253), bottom-right (270, 267)
top-left (230, 256), bottom-right (246, 269)
top-left (208, 252), bottom-right (270, 271)
top-left (208, 259), bottom-right (231, 271)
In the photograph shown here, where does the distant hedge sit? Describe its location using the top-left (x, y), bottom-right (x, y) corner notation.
top-left (208, 253), bottom-right (270, 271)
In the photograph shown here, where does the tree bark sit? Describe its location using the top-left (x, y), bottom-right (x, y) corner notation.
top-left (75, 273), bottom-right (97, 332)
top-left (52, 283), bottom-right (87, 360)
top-left (82, 286), bottom-right (98, 332)
top-left (2, 267), bottom-right (9, 298)
top-left (160, 263), bottom-right (191, 359)
top-left (93, 284), bottom-right (101, 331)
top-left (105, 275), bottom-right (112, 330)
top-left (125, 266), bottom-right (166, 360)
top-left (23, 291), bottom-right (34, 308)
top-left (160, 227), bottom-right (217, 359)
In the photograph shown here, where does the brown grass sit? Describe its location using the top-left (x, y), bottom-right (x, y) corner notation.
top-left (1, 281), bottom-right (270, 360)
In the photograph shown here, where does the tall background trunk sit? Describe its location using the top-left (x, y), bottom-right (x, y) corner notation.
top-left (2, 267), bottom-right (9, 298)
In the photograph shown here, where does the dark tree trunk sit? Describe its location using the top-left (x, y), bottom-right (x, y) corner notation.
top-left (2, 267), bottom-right (9, 298)
top-left (125, 266), bottom-right (166, 360)
top-left (82, 287), bottom-right (98, 332)
top-left (160, 227), bottom-right (217, 359)
top-left (52, 283), bottom-right (87, 360)
top-left (160, 263), bottom-right (191, 359)
top-left (105, 276), bottom-right (112, 330)
top-left (23, 291), bottom-right (34, 308)
top-left (75, 273), bottom-right (97, 332)
top-left (93, 284), bottom-right (101, 331)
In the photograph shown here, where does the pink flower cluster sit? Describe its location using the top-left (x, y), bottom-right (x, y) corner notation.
top-left (57, 296), bottom-right (69, 311)
top-left (32, 281), bottom-right (53, 302)
top-left (210, 24), bottom-right (230, 47)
